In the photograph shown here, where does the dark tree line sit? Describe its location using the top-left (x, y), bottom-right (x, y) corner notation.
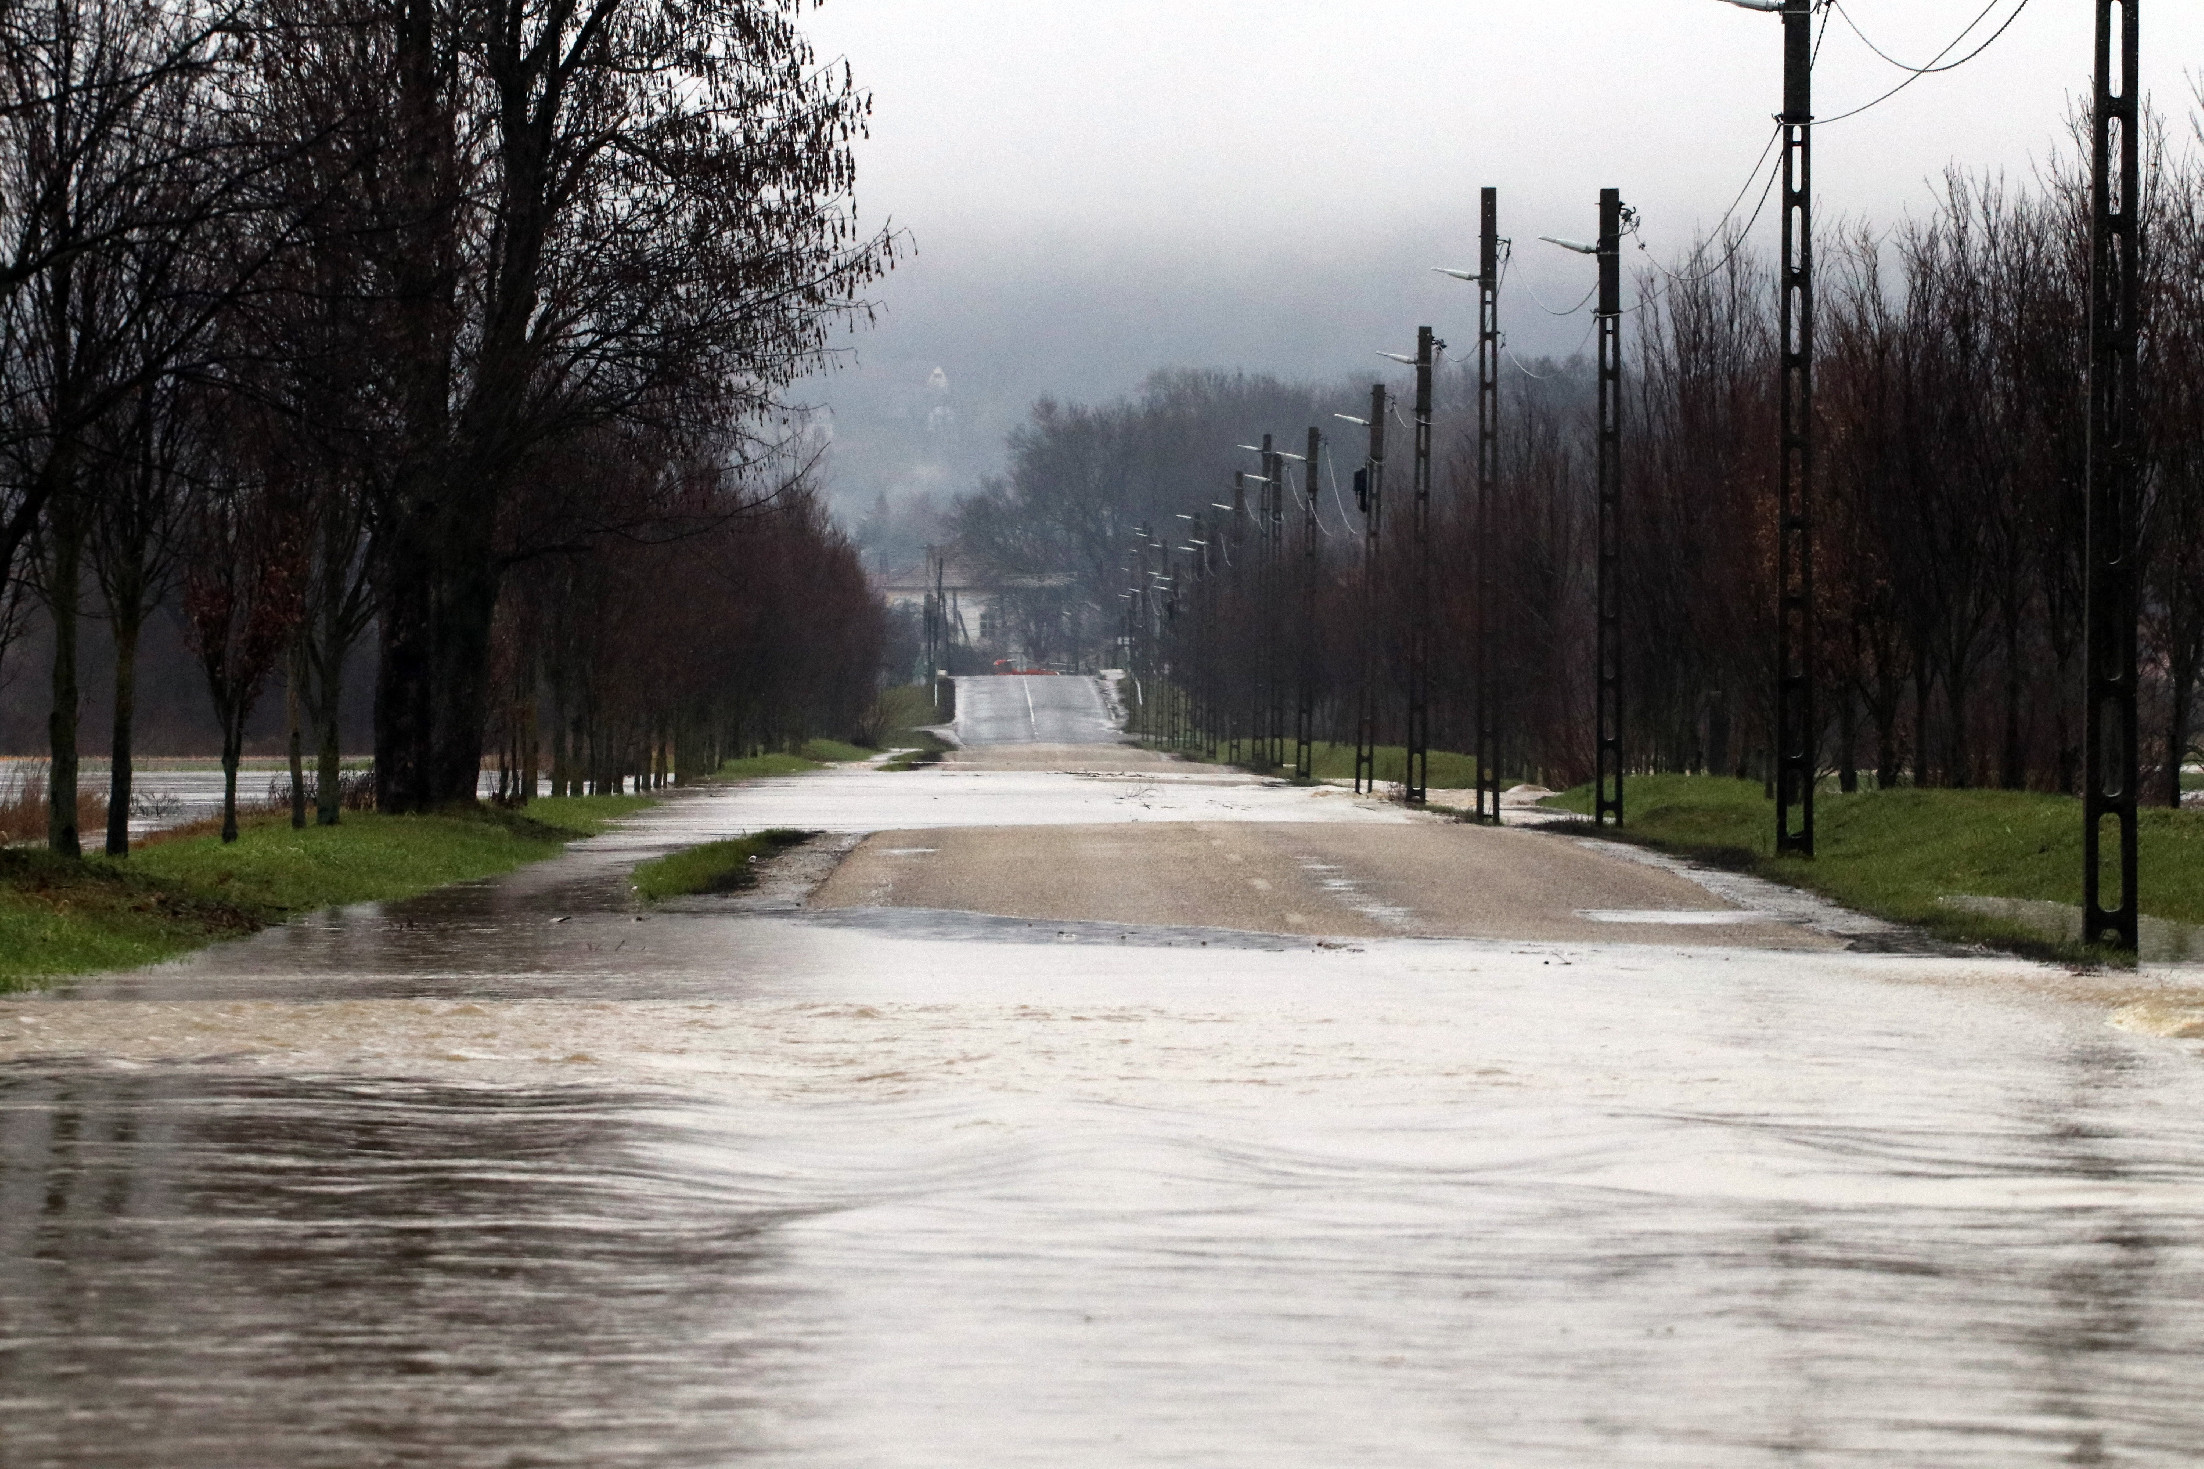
top-left (0, 0), bottom-right (893, 848)
top-left (969, 110), bottom-right (2204, 804)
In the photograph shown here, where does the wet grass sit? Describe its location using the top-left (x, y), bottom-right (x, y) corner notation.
top-left (631, 828), bottom-right (813, 901)
top-left (717, 752), bottom-right (827, 779)
top-left (1546, 775), bottom-right (2204, 962)
top-left (0, 794), bottom-right (658, 989)
top-left (524, 793), bottom-right (658, 837)
top-left (800, 738), bottom-right (874, 763)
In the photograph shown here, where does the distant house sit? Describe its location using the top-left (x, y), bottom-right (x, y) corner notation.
top-left (872, 557), bottom-right (1083, 667)
top-left (873, 555), bottom-right (995, 659)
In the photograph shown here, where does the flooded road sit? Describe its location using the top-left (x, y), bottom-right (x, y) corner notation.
top-left (7, 756), bottom-right (2204, 1465)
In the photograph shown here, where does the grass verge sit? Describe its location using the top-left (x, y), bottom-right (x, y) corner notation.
top-left (718, 752), bottom-right (827, 779)
top-left (0, 794), bottom-right (657, 990)
top-left (1546, 774), bottom-right (2204, 962)
top-left (631, 829), bottom-right (813, 901)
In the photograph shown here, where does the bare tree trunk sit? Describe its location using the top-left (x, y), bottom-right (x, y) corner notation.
top-left (287, 641), bottom-right (307, 829)
top-left (1943, 649), bottom-right (1973, 789)
top-left (318, 708), bottom-right (343, 825)
top-left (221, 714), bottom-right (243, 844)
top-left (517, 700), bottom-right (535, 810)
top-left (1838, 687), bottom-right (1859, 794)
top-left (47, 494), bottom-right (83, 857)
top-left (2000, 599), bottom-right (2025, 790)
top-left (2172, 660), bottom-right (2196, 810)
top-left (1912, 659), bottom-right (1934, 788)
top-left (105, 610), bottom-right (142, 857)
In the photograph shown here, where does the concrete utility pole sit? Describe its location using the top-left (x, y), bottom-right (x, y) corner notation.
top-left (1263, 432), bottom-right (1286, 768)
top-left (1345, 386), bottom-right (1387, 794)
top-left (1296, 425), bottom-right (1321, 780)
top-left (1774, 0), bottom-right (1818, 857)
top-left (1397, 327), bottom-right (1437, 807)
top-left (923, 544), bottom-right (937, 705)
top-left (1595, 190), bottom-right (1626, 827)
top-left (1476, 190), bottom-right (1503, 824)
top-left (1230, 470), bottom-right (1251, 763)
top-left (2085, 0), bottom-right (2141, 951)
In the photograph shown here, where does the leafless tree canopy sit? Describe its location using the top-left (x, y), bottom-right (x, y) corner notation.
top-left (961, 107), bottom-right (2204, 803)
top-left (0, 0), bottom-right (896, 844)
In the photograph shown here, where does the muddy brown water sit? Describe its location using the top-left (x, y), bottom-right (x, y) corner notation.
top-left (5, 760), bottom-right (2204, 1466)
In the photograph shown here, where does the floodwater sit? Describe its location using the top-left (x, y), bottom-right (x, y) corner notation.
top-left (7, 757), bottom-right (2204, 1465)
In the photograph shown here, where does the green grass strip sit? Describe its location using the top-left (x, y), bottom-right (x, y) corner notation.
top-left (718, 752), bottom-right (826, 779)
top-left (1547, 774), bottom-right (2204, 961)
top-left (631, 829), bottom-right (813, 901)
top-left (0, 794), bottom-right (656, 990)
top-left (799, 738), bottom-right (874, 763)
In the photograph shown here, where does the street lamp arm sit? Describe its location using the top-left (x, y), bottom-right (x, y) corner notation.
top-left (1541, 235), bottom-right (1599, 255)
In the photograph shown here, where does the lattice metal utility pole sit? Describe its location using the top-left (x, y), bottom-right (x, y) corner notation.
top-left (1595, 189), bottom-right (1625, 828)
top-left (1404, 327), bottom-right (1436, 807)
top-left (1230, 470), bottom-right (1250, 764)
top-left (923, 544), bottom-right (938, 708)
top-left (1774, 0), bottom-right (1817, 857)
top-left (2085, 0), bottom-right (2140, 951)
top-left (1476, 190), bottom-right (1503, 825)
top-left (1352, 385), bottom-right (1387, 795)
top-left (1296, 425), bottom-right (1321, 780)
top-left (1263, 433), bottom-right (1286, 768)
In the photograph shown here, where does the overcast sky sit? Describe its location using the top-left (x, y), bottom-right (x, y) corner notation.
top-left (797, 1), bottom-right (2204, 521)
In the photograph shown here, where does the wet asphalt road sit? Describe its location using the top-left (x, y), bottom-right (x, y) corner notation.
top-left (953, 675), bottom-right (1119, 746)
top-left (6, 749), bottom-right (2204, 1464)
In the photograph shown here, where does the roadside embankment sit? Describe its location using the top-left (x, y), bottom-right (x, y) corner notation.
top-left (0, 794), bottom-right (655, 989)
top-left (1547, 775), bottom-right (2204, 962)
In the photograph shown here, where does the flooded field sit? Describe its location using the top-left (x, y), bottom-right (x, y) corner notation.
top-left (6, 720), bottom-right (2204, 1465)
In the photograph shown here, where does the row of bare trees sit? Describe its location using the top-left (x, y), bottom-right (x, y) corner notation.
top-left (1, 0), bottom-right (892, 848)
top-left (982, 114), bottom-right (2204, 803)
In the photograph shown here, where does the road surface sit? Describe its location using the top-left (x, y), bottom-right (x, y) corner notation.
top-left (5, 744), bottom-right (2204, 1466)
top-left (953, 673), bottom-right (1120, 746)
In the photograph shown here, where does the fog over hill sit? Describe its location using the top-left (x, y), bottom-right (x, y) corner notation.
top-left (798, 0), bottom-right (2204, 572)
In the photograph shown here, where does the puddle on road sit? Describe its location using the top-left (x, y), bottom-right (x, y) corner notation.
top-left (8, 766), bottom-right (2204, 1465)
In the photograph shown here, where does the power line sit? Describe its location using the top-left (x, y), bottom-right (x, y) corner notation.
top-left (1626, 141), bottom-right (1786, 315)
top-left (1832, 0), bottom-right (2019, 75)
top-left (1520, 279), bottom-right (1599, 318)
top-left (1819, 0), bottom-right (2034, 126)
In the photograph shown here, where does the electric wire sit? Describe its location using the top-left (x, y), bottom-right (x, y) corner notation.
top-left (1624, 142), bottom-right (1786, 316)
top-left (1831, 0), bottom-right (2020, 76)
top-left (1519, 278), bottom-right (1600, 319)
top-left (1504, 348), bottom-right (1555, 381)
top-left (1818, 0), bottom-right (2033, 126)
top-left (1321, 445), bottom-right (1360, 532)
